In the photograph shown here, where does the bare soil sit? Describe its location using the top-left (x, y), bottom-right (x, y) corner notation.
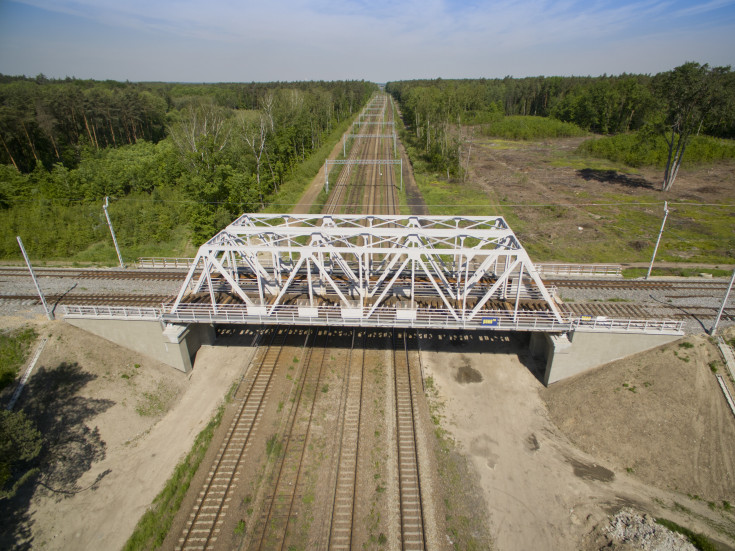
top-left (467, 136), bottom-right (735, 263)
top-left (3, 320), bottom-right (734, 551)
top-left (0, 315), bottom-right (252, 551)
top-left (421, 329), bottom-right (735, 551)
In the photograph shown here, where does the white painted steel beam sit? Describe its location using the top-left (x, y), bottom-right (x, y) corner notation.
top-left (169, 214), bottom-right (565, 325)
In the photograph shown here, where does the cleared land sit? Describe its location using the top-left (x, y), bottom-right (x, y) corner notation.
top-left (416, 135), bottom-right (735, 265)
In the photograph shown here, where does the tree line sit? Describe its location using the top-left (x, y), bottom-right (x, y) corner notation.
top-left (0, 77), bottom-right (376, 258)
top-left (387, 62), bottom-right (735, 190)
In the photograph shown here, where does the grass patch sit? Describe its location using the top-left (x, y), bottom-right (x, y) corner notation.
top-left (623, 267), bottom-right (734, 279)
top-left (0, 327), bottom-right (38, 392)
top-left (579, 132), bottom-right (735, 168)
top-left (414, 173), bottom-right (500, 217)
top-left (655, 518), bottom-right (718, 551)
top-left (122, 402), bottom-right (226, 551)
top-left (481, 116), bottom-right (587, 140)
top-left (266, 434), bottom-right (283, 459)
top-left (136, 381), bottom-right (177, 417)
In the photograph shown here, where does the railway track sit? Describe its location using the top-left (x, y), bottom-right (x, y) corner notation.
top-left (0, 293), bottom-right (173, 307)
top-left (252, 327), bottom-right (329, 550)
top-left (546, 278), bottom-right (731, 291)
top-left (328, 329), bottom-right (365, 550)
top-left (0, 267), bottom-right (186, 281)
top-left (177, 328), bottom-right (289, 551)
top-left (392, 329), bottom-right (426, 551)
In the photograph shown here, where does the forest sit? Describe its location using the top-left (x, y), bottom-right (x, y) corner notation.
top-left (386, 63), bottom-right (735, 186)
top-left (1, 64), bottom-right (734, 262)
top-left (0, 77), bottom-right (376, 259)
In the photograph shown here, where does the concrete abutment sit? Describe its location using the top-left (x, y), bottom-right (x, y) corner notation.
top-left (65, 318), bottom-right (215, 373)
top-left (531, 330), bottom-right (682, 385)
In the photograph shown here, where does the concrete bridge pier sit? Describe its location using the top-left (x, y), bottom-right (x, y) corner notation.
top-left (65, 318), bottom-right (216, 373)
top-left (530, 330), bottom-right (682, 385)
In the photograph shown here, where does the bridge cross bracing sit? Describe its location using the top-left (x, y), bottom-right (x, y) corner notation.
top-left (166, 214), bottom-right (573, 331)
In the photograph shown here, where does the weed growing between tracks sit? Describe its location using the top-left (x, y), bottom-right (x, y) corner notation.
top-left (123, 400), bottom-right (227, 551)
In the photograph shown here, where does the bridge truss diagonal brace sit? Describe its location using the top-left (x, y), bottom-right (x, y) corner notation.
top-left (168, 214), bottom-right (563, 322)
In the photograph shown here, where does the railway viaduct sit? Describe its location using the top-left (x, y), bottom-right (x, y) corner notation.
top-left (64, 212), bottom-right (683, 385)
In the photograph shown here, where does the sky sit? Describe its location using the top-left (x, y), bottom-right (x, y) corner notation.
top-left (0, 0), bottom-right (734, 82)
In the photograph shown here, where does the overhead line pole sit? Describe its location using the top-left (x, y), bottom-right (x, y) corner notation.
top-left (710, 269), bottom-right (735, 335)
top-left (104, 196), bottom-right (125, 268)
top-left (646, 201), bottom-right (669, 280)
top-left (17, 236), bottom-right (54, 320)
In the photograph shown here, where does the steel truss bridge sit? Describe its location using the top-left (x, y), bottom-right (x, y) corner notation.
top-left (151, 213), bottom-right (682, 334)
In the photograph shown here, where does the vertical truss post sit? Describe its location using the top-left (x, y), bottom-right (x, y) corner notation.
top-left (400, 159), bottom-right (403, 191)
top-left (17, 236), bottom-right (54, 320)
top-left (103, 196), bottom-right (125, 268)
top-left (307, 257), bottom-right (314, 307)
top-left (513, 264), bottom-right (524, 321)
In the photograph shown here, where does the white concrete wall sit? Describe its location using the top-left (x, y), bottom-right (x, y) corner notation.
top-left (65, 319), bottom-right (215, 372)
top-left (542, 330), bottom-right (681, 385)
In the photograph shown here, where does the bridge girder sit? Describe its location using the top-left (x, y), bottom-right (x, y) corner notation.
top-left (170, 214), bottom-right (563, 325)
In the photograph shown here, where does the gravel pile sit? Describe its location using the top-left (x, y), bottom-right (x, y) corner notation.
top-left (597, 509), bottom-right (696, 551)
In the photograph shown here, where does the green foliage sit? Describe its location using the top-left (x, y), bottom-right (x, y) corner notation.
top-left (0, 326), bottom-right (37, 391)
top-left (578, 132), bottom-right (735, 168)
top-left (481, 116), bottom-right (586, 140)
top-left (0, 79), bottom-right (377, 259)
top-left (123, 403), bottom-right (225, 551)
top-left (266, 434), bottom-right (282, 458)
top-left (0, 409), bottom-right (42, 499)
top-left (550, 76), bottom-right (656, 133)
top-left (654, 518), bottom-right (717, 551)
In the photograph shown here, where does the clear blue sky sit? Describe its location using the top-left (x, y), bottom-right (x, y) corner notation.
top-left (1, 0), bottom-right (734, 82)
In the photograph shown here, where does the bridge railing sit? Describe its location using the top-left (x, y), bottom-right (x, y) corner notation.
top-left (137, 257), bottom-right (195, 269)
top-left (61, 302), bottom-right (684, 334)
top-left (536, 264), bottom-right (622, 277)
top-left (158, 304), bottom-right (683, 334)
top-left (62, 304), bottom-right (162, 319)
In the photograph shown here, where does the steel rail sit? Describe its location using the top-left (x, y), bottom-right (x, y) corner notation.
top-left (254, 328), bottom-right (330, 551)
top-left (177, 327), bottom-right (289, 551)
top-left (392, 329), bottom-right (426, 550)
top-left (327, 329), bottom-right (365, 550)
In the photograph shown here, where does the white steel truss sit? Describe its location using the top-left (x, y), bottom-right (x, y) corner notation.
top-left (168, 214), bottom-right (566, 330)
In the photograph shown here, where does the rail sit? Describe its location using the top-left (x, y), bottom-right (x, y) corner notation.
top-left (536, 264), bottom-right (622, 277)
